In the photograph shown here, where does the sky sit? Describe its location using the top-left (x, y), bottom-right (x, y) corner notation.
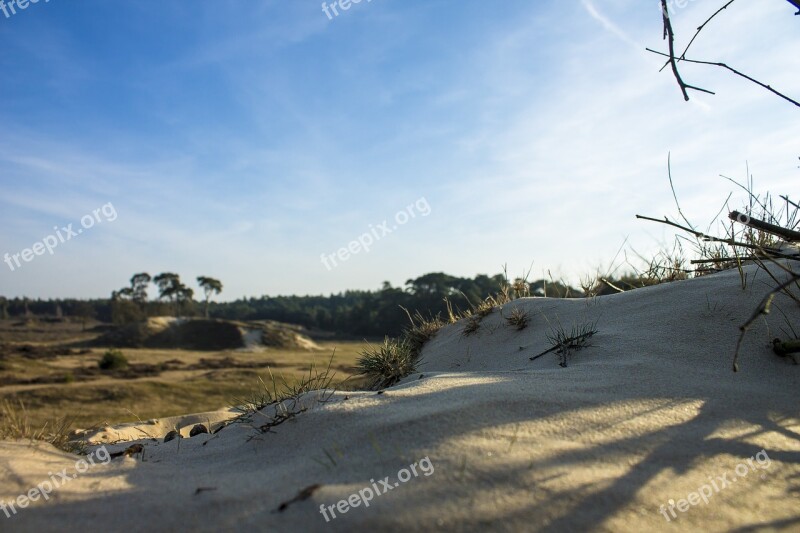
top-left (0, 0), bottom-right (798, 301)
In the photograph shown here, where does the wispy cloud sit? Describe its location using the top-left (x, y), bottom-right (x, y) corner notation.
top-left (581, 0), bottom-right (643, 51)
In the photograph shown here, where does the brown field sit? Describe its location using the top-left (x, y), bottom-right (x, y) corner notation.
top-left (0, 319), bottom-right (369, 431)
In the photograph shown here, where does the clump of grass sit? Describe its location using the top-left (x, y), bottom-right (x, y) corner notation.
top-left (0, 399), bottom-right (83, 453)
top-left (545, 319), bottom-right (598, 368)
top-left (98, 349), bottom-right (128, 371)
top-left (474, 297), bottom-right (498, 319)
top-left (401, 308), bottom-right (445, 357)
top-left (505, 307), bottom-right (530, 331)
top-left (462, 315), bottom-right (481, 336)
top-left (356, 337), bottom-right (417, 390)
top-left (231, 352), bottom-right (337, 433)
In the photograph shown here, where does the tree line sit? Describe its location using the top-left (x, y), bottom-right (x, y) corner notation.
top-left (0, 272), bottom-right (580, 338)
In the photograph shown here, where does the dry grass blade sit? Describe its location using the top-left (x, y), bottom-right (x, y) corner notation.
top-left (0, 399), bottom-right (83, 453)
top-left (230, 351), bottom-right (338, 432)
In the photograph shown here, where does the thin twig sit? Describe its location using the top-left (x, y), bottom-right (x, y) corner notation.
top-left (659, 0), bottom-right (737, 72)
top-left (647, 49), bottom-right (800, 108)
top-left (667, 152), bottom-right (696, 231)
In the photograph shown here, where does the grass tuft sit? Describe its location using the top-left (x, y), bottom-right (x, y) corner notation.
top-left (546, 319), bottom-right (598, 368)
top-left (401, 308), bottom-right (444, 357)
top-left (356, 337), bottom-right (417, 390)
top-left (505, 307), bottom-right (530, 331)
top-left (230, 352), bottom-right (338, 434)
top-left (0, 399), bottom-right (84, 453)
top-left (462, 315), bottom-right (481, 336)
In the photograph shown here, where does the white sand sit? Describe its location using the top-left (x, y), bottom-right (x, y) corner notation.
top-left (2, 264), bottom-right (799, 532)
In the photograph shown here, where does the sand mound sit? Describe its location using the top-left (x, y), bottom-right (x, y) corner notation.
top-left (95, 318), bottom-right (320, 352)
top-left (2, 265), bottom-right (799, 531)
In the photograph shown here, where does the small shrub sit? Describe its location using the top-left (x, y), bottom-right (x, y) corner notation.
top-left (63, 372), bottom-right (75, 384)
top-left (98, 349), bottom-right (128, 371)
top-left (356, 337), bottom-right (417, 389)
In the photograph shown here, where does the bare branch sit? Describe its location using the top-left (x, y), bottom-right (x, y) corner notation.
top-left (729, 210), bottom-right (800, 242)
top-left (659, 0), bottom-right (737, 73)
top-left (652, 1), bottom-right (800, 108)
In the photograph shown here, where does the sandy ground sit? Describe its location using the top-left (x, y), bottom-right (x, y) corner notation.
top-left (1, 265), bottom-right (799, 532)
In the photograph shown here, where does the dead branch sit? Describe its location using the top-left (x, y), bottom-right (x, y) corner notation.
top-left (599, 278), bottom-right (626, 293)
top-left (636, 214), bottom-right (796, 257)
top-left (658, 0), bottom-right (714, 100)
top-left (729, 210), bottom-right (800, 242)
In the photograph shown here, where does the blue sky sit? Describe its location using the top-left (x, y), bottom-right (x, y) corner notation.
top-left (0, 0), bottom-right (798, 300)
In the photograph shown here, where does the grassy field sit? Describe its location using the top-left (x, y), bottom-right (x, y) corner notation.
top-left (0, 319), bottom-right (370, 431)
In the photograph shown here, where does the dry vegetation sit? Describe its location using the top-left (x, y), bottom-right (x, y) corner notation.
top-left (0, 319), bottom-right (369, 433)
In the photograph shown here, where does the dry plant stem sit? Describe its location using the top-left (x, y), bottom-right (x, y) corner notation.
top-left (729, 210), bottom-right (800, 242)
top-left (754, 257), bottom-right (800, 305)
top-left (732, 274), bottom-right (800, 372)
top-left (529, 331), bottom-right (596, 362)
top-left (599, 278), bottom-right (625, 293)
top-left (781, 195), bottom-right (800, 214)
top-left (668, 152), bottom-right (696, 230)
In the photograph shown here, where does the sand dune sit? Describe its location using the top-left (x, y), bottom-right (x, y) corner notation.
top-left (1, 265), bottom-right (799, 532)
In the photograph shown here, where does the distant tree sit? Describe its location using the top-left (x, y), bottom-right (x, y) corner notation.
top-left (112, 288), bottom-right (133, 301)
top-left (130, 273), bottom-right (151, 309)
top-left (0, 297), bottom-right (8, 320)
top-left (153, 273), bottom-right (181, 315)
top-left (175, 285), bottom-right (195, 317)
top-left (196, 276), bottom-right (223, 319)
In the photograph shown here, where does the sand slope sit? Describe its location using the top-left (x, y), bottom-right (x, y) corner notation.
top-left (1, 265), bottom-right (799, 532)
